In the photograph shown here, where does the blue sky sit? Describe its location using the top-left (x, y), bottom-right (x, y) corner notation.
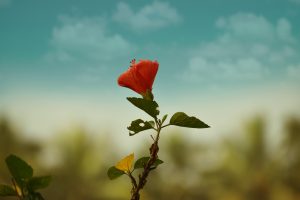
top-left (0, 0), bottom-right (300, 145)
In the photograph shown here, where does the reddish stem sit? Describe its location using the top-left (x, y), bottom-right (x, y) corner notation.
top-left (130, 121), bottom-right (161, 200)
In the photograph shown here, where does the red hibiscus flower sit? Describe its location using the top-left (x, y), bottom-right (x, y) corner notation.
top-left (118, 59), bottom-right (159, 99)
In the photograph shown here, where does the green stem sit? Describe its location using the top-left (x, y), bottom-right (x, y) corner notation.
top-left (161, 123), bottom-right (170, 129)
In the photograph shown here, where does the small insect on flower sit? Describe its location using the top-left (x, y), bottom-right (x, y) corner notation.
top-left (117, 59), bottom-right (159, 100)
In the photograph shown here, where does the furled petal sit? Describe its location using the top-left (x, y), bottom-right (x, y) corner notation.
top-left (117, 59), bottom-right (159, 95)
top-left (135, 60), bottom-right (159, 90)
top-left (118, 66), bottom-right (146, 94)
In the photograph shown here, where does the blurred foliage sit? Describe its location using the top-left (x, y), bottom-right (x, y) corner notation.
top-left (0, 117), bottom-right (42, 185)
top-left (0, 154), bottom-right (51, 199)
top-left (1, 115), bottom-right (300, 200)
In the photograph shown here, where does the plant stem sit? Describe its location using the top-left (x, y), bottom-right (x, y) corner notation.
top-left (11, 178), bottom-right (23, 200)
top-left (130, 121), bottom-right (162, 200)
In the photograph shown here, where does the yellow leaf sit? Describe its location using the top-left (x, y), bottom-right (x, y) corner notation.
top-left (115, 153), bottom-right (134, 173)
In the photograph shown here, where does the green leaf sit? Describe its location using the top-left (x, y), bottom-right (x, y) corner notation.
top-left (170, 112), bottom-right (210, 129)
top-left (128, 119), bottom-right (154, 136)
top-left (127, 97), bottom-right (159, 118)
top-left (0, 184), bottom-right (17, 196)
top-left (134, 157), bottom-right (163, 169)
top-left (161, 114), bottom-right (168, 124)
top-left (28, 176), bottom-right (51, 190)
top-left (5, 154), bottom-right (33, 185)
top-left (148, 121), bottom-right (155, 128)
top-left (107, 166), bottom-right (125, 180)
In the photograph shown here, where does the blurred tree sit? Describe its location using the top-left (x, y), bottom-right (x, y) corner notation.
top-left (194, 117), bottom-right (273, 200)
top-left (42, 127), bottom-right (129, 200)
top-left (280, 117), bottom-right (300, 199)
top-left (0, 116), bottom-right (41, 200)
top-left (0, 116), bottom-right (42, 184)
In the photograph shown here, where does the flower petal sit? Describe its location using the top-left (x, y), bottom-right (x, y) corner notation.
top-left (136, 60), bottom-right (159, 90)
top-left (117, 59), bottom-right (159, 95)
top-left (118, 67), bottom-right (145, 94)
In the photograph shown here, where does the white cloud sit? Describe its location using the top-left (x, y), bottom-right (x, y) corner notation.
top-left (48, 15), bottom-right (135, 62)
top-left (276, 18), bottom-right (296, 43)
top-left (0, 0), bottom-right (12, 7)
top-left (112, 1), bottom-right (182, 31)
top-left (45, 15), bottom-right (136, 82)
top-left (216, 13), bottom-right (275, 42)
top-left (289, 0), bottom-right (300, 4)
top-left (187, 57), bottom-right (266, 82)
top-left (215, 13), bottom-right (296, 44)
top-left (183, 13), bottom-right (299, 83)
top-left (287, 64), bottom-right (300, 79)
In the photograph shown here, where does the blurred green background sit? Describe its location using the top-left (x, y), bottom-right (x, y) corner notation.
top-left (1, 115), bottom-right (300, 200)
top-left (1, 0), bottom-right (300, 199)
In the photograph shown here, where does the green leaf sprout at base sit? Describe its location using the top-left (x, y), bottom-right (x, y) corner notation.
top-left (107, 166), bottom-right (126, 180)
top-left (134, 157), bottom-right (163, 170)
top-left (161, 114), bottom-right (168, 124)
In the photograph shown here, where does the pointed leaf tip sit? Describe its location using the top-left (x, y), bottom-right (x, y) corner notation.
top-left (170, 112), bottom-right (210, 129)
top-left (161, 114), bottom-right (168, 124)
top-left (5, 154), bottom-right (33, 185)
